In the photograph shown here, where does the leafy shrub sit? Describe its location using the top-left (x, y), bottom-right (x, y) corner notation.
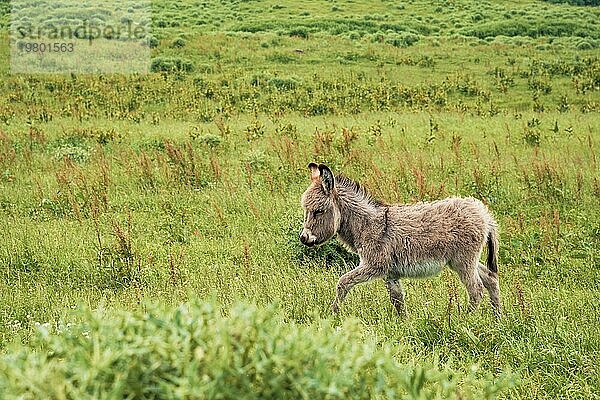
top-left (528, 76), bottom-right (552, 94)
top-left (524, 117), bottom-right (542, 146)
top-left (385, 32), bottom-right (420, 47)
top-left (369, 31), bottom-right (386, 43)
top-left (461, 18), bottom-right (599, 39)
top-left (0, 301), bottom-right (515, 399)
top-left (347, 30), bottom-right (361, 40)
top-left (230, 21), bottom-right (275, 33)
top-left (170, 37), bottom-right (187, 48)
top-left (244, 120), bottom-right (266, 141)
top-left (63, 127), bottom-right (121, 145)
top-left (146, 35), bottom-right (159, 48)
top-left (471, 13), bottom-right (484, 22)
top-left (576, 40), bottom-right (593, 50)
top-left (268, 76), bottom-right (301, 90)
top-left (150, 57), bottom-right (194, 73)
top-left (275, 122), bottom-right (298, 139)
top-left (288, 27), bottom-right (309, 38)
top-left (197, 133), bottom-right (223, 148)
top-left (542, 0), bottom-right (600, 4)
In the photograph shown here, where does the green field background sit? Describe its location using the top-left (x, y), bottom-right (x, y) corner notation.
top-left (0, 0), bottom-right (599, 398)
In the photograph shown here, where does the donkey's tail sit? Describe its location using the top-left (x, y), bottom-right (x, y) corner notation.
top-left (486, 223), bottom-right (499, 274)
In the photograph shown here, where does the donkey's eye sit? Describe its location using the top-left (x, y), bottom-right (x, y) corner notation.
top-left (313, 209), bottom-right (324, 216)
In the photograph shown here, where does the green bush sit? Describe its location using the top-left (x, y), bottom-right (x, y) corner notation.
top-left (288, 27), bottom-right (309, 38)
top-left (347, 30), bottom-right (361, 40)
top-left (461, 18), bottom-right (599, 39)
top-left (146, 35), bottom-right (160, 48)
top-left (150, 57), bottom-right (194, 73)
top-left (0, 301), bottom-right (514, 399)
top-left (576, 40), bottom-right (594, 50)
top-left (170, 37), bottom-right (187, 48)
top-left (541, 0), bottom-right (599, 5)
top-left (385, 32), bottom-right (420, 47)
top-left (268, 76), bottom-right (302, 90)
top-left (197, 133), bottom-right (223, 148)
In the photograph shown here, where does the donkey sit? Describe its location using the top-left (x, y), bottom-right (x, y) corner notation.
top-left (299, 163), bottom-right (501, 317)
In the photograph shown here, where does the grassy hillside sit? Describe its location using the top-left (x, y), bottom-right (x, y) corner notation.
top-left (0, 1), bottom-right (599, 398)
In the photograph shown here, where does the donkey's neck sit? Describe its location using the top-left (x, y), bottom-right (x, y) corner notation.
top-left (334, 188), bottom-right (386, 253)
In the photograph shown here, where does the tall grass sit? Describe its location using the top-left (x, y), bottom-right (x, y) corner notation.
top-left (1, 111), bottom-right (598, 398)
top-left (0, 300), bottom-right (516, 399)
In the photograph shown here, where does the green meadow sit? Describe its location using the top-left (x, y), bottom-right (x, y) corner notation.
top-left (0, 0), bottom-right (599, 398)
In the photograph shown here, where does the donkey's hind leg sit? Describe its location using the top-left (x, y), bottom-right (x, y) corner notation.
top-left (385, 278), bottom-right (407, 317)
top-left (451, 257), bottom-right (484, 312)
top-left (478, 262), bottom-right (502, 317)
top-left (331, 264), bottom-right (381, 314)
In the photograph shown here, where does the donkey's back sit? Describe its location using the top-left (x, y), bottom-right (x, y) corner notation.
top-left (385, 197), bottom-right (498, 280)
top-left (389, 197), bottom-right (495, 255)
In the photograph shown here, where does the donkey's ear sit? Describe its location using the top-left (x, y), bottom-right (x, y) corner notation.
top-left (308, 162), bottom-right (320, 181)
top-left (318, 164), bottom-right (335, 194)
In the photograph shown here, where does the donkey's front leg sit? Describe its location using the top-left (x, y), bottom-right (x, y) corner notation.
top-left (385, 278), bottom-right (407, 317)
top-left (331, 264), bottom-right (381, 314)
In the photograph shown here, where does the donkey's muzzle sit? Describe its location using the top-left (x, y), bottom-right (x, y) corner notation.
top-left (299, 230), bottom-right (315, 247)
top-left (299, 231), bottom-right (309, 245)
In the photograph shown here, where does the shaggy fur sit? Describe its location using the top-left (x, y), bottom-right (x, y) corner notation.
top-left (300, 163), bottom-right (501, 317)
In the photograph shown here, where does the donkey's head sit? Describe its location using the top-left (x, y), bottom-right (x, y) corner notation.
top-left (299, 163), bottom-right (341, 247)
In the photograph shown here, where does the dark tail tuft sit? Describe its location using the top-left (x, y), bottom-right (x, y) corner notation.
top-left (486, 225), bottom-right (499, 274)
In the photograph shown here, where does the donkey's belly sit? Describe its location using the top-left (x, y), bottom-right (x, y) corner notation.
top-left (394, 260), bottom-right (444, 279)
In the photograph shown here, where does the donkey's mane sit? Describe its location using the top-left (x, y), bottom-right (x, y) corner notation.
top-left (335, 174), bottom-right (385, 207)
